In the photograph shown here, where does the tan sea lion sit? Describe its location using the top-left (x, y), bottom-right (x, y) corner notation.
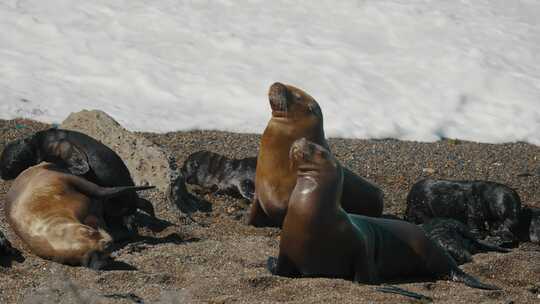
top-left (269, 138), bottom-right (498, 291)
top-left (5, 162), bottom-right (153, 268)
top-left (248, 82), bottom-right (383, 227)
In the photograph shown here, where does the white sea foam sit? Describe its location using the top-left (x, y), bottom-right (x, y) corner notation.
top-left (1, 0), bottom-right (539, 145)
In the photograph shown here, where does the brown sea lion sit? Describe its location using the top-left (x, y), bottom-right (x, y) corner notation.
top-left (269, 138), bottom-right (498, 291)
top-left (5, 162), bottom-right (153, 268)
top-left (248, 82), bottom-right (383, 227)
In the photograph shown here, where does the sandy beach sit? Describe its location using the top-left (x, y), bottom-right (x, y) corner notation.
top-left (0, 118), bottom-right (538, 304)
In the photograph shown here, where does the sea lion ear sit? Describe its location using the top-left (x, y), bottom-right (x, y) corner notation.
top-left (58, 140), bottom-right (90, 175)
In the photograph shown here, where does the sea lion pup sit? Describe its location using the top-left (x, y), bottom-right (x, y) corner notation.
top-left (270, 138), bottom-right (498, 290)
top-left (248, 82), bottom-right (383, 227)
top-left (181, 151), bottom-right (256, 201)
top-left (405, 178), bottom-right (522, 244)
top-left (5, 162), bottom-right (153, 268)
top-left (515, 206), bottom-right (540, 243)
top-left (420, 218), bottom-right (510, 265)
top-left (0, 230), bottom-right (18, 257)
top-left (0, 128), bottom-right (155, 233)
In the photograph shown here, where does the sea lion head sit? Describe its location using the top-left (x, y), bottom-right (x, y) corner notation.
top-left (0, 137), bottom-right (37, 180)
top-left (289, 138), bottom-right (343, 203)
top-left (268, 82), bottom-right (323, 122)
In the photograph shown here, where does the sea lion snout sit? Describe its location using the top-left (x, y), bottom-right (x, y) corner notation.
top-left (269, 82), bottom-right (290, 114)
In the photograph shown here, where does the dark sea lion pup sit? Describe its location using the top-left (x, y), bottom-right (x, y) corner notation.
top-left (5, 162), bottom-right (153, 268)
top-left (0, 230), bottom-right (20, 258)
top-left (249, 82), bottom-right (383, 227)
top-left (515, 206), bottom-right (540, 243)
top-left (405, 178), bottom-right (522, 244)
top-left (181, 151), bottom-right (256, 201)
top-left (420, 218), bottom-right (510, 265)
top-left (269, 138), bottom-right (499, 291)
top-left (0, 128), bottom-right (155, 233)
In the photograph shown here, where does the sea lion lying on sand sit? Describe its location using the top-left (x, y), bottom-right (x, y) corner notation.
top-left (249, 82), bottom-right (383, 227)
top-left (5, 162), bottom-right (153, 268)
top-left (269, 138), bottom-right (499, 291)
top-left (514, 206), bottom-right (540, 243)
top-left (0, 128), bottom-right (155, 235)
top-left (420, 218), bottom-right (510, 265)
top-left (405, 178), bottom-right (522, 245)
top-left (181, 150), bottom-right (256, 201)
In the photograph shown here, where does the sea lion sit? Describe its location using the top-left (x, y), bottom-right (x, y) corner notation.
top-left (0, 230), bottom-right (18, 257)
top-left (405, 178), bottom-right (522, 244)
top-left (5, 162), bottom-right (153, 268)
top-left (248, 82), bottom-right (383, 227)
top-left (420, 218), bottom-right (510, 265)
top-left (269, 138), bottom-right (498, 290)
top-left (0, 128), bottom-right (155, 234)
top-left (181, 151), bottom-right (256, 201)
top-left (515, 206), bottom-right (540, 243)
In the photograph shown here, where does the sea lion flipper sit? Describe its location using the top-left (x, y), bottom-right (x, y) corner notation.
top-left (375, 285), bottom-right (433, 302)
top-left (135, 198), bottom-right (155, 217)
top-left (67, 174), bottom-right (154, 199)
top-left (268, 255), bottom-right (300, 277)
top-left (450, 268), bottom-right (500, 290)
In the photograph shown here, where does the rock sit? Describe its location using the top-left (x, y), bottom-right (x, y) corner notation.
top-left (61, 110), bottom-right (176, 194)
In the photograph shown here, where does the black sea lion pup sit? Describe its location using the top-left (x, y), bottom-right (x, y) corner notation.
top-left (0, 230), bottom-right (18, 257)
top-left (181, 151), bottom-right (256, 201)
top-left (5, 162), bottom-right (153, 268)
top-left (420, 218), bottom-right (510, 265)
top-left (0, 128), bottom-right (155, 234)
top-left (515, 206), bottom-right (540, 243)
top-left (249, 82), bottom-right (383, 227)
top-left (405, 178), bottom-right (522, 244)
top-left (270, 138), bottom-right (499, 291)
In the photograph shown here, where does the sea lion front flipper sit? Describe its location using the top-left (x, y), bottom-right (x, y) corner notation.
top-left (267, 255), bottom-right (300, 277)
top-left (238, 179), bottom-right (255, 201)
top-left (246, 195), bottom-right (274, 227)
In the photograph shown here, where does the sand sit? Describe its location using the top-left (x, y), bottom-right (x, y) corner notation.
top-left (0, 118), bottom-right (538, 304)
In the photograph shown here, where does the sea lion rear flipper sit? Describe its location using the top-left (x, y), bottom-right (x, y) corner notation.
top-left (67, 174), bottom-right (154, 198)
top-left (474, 239), bottom-right (511, 253)
top-left (136, 198), bottom-right (155, 217)
top-left (375, 285), bottom-right (433, 302)
top-left (450, 268), bottom-right (500, 290)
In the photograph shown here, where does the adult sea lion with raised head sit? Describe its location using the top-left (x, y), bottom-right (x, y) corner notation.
top-left (0, 128), bottom-right (155, 234)
top-left (5, 162), bottom-right (153, 268)
top-left (248, 82), bottom-right (383, 227)
top-left (269, 138), bottom-right (498, 291)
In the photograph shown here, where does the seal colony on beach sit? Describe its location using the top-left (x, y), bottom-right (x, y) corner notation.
top-left (0, 82), bottom-right (538, 303)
